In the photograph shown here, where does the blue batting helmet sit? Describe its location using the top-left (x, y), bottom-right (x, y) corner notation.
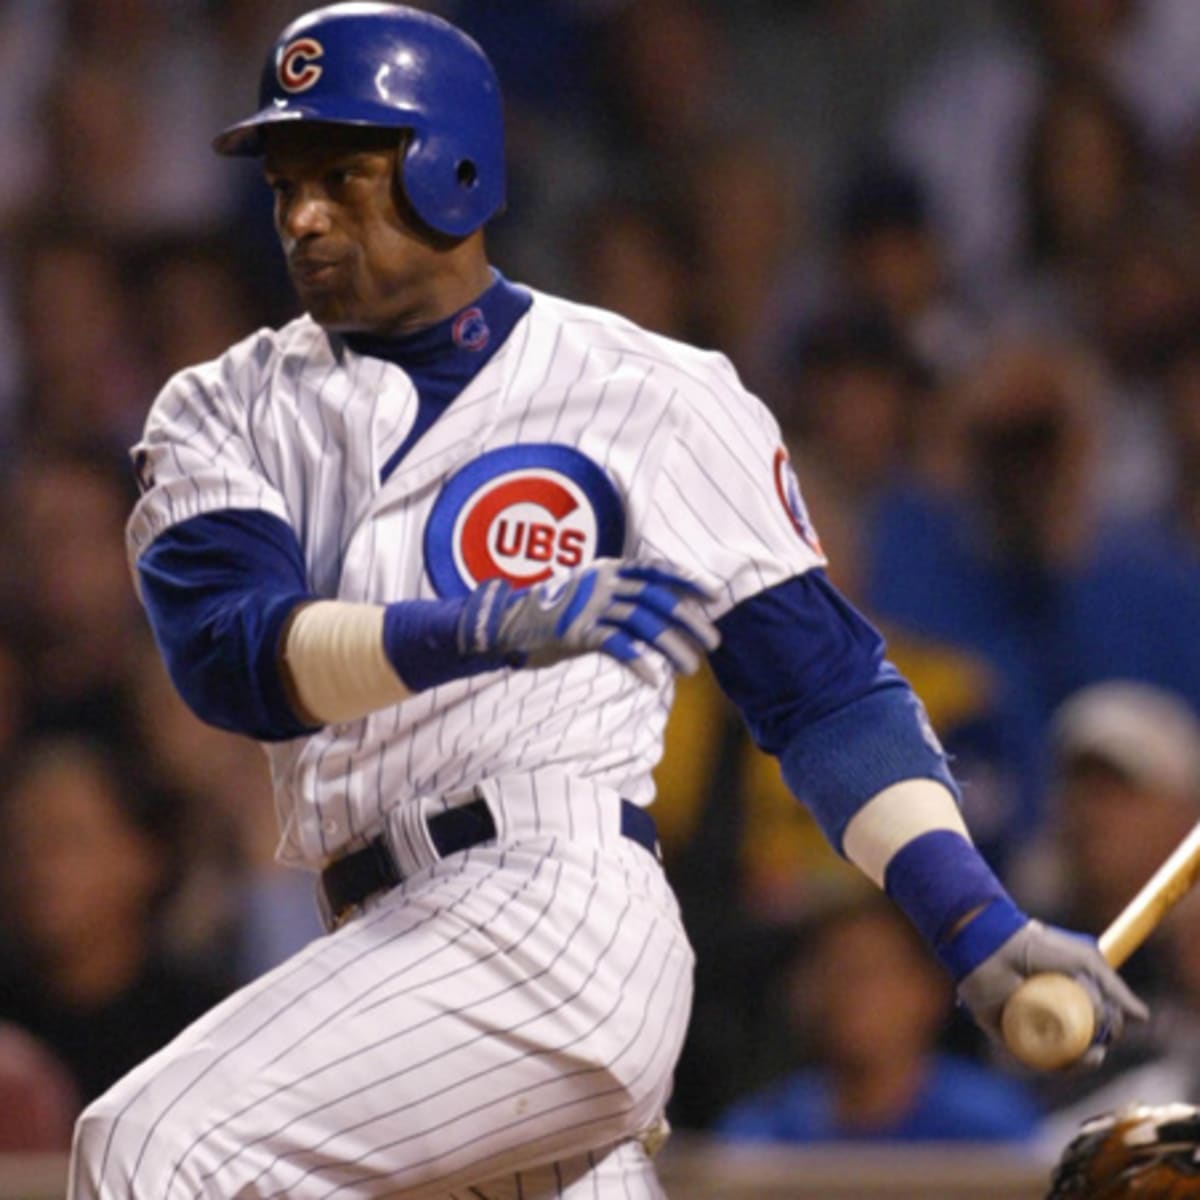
top-left (213, 2), bottom-right (505, 239)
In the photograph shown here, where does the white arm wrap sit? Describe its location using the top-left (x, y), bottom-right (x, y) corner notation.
top-left (841, 778), bottom-right (971, 888)
top-left (282, 601), bottom-right (412, 724)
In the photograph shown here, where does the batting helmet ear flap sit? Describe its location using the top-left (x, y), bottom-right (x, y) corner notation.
top-left (398, 110), bottom-right (505, 240)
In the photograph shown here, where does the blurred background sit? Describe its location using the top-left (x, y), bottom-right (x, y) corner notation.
top-left (5, 0), bottom-right (1200, 1195)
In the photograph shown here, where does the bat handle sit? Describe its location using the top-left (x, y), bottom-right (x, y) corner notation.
top-left (1001, 972), bottom-right (1097, 1071)
top-left (1097, 820), bottom-right (1200, 969)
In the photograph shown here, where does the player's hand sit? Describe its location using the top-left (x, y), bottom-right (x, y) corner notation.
top-left (956, 919), bottom-right (1148, 1063)
top-left (457, 558), bottom-right (720, 683)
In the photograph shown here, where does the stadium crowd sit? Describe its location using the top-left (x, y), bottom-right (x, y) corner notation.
top-left (4, 0), bottom-right (1200, 1160)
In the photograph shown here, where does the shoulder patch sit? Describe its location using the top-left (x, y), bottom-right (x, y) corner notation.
top-left (424, 444), bottom-right (626, 596)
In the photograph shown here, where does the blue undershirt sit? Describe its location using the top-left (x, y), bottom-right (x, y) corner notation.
top-left (345, 270), bottom-right (531, 481)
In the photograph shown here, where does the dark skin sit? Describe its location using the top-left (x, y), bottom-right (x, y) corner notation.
top-left (261, 122), bottom-right (493, 337)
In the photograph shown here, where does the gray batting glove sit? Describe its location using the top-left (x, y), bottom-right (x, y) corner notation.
top-left (958, 920), bottom-right (1148, 1061)
top-left (458, 558), bottom-right (720, 683)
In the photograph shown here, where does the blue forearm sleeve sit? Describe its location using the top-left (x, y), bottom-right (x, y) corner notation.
top-left (778, 679), bottom-right (961, 851)
top-left (136, 509), bottom-right (318, 741)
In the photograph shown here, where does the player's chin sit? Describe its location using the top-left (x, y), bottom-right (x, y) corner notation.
top-left (296, 287), bottom-right (358, 330)
top-left (290, 267), bottom-right (355, 318)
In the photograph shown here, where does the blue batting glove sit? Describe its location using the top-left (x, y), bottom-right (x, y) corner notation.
top-left (457, 558), bottom-right (720, 682)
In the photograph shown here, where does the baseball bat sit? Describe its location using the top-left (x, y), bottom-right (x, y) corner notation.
top-left (1000, 819), bottom-right (1200, 1071)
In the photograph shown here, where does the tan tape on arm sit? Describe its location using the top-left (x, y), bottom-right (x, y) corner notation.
top-left (841, 778), bottom-right (971, 889)
top-left (281, 600), bottom-right (412, 725)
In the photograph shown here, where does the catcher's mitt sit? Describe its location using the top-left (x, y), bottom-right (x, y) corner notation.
top-left (1047, 1103), bottom-right (1200, 1198)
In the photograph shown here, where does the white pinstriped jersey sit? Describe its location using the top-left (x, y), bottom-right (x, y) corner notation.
top-left (126, 287), bottom-right (824, 870)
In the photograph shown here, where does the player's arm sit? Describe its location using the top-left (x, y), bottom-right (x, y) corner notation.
top-left (713, 569), bottom-right (1145, 1055)
top-left (136, 509), bottom-right (717, 739)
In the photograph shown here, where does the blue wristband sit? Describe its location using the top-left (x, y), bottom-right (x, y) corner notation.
top-left (884, 829), bottom-right (1021, 966)
top-left (383, 596), bottom-right (505, 691)
top-left (935, 896), bottom-right (1029, 982)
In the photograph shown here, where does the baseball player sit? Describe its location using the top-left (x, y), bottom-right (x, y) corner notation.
top-left (69, 5), bottom-right (1145, 1198)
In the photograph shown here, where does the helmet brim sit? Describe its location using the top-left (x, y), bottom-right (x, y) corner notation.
top-left (213, 103), bottom-right (409, 157)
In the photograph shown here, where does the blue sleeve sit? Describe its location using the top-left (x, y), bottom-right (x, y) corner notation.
top-left (710, 569), bottom-right (887, 754)
top-left (711, 571), bottom-right (959, 851)
top-left (136, 509), bottom-right (318, 741)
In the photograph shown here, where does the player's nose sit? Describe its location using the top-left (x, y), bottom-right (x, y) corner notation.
top-left (280, 186), bottom-right (334, 241)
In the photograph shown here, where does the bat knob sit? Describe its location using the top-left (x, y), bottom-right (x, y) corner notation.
top-left (1001, 971), bottom-right (1097, 1071)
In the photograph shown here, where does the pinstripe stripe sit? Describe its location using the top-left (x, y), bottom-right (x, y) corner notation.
top-left (98, 831), bottom-right (687, 1198)
top-left (171, 838), bottom-right (681, 1197)
top-left (547, 319), bottom-right (764, 457)
top-left (150, 866), bottom-right (540, 1195)
top-left (350, 937), bottom-right (686, 1198)
top-left (514, 323), bottom-right (563, 441)
top-left (171, 854), bottom-right (567, 1197)
top-left (311, 350), bottom-right (371, 850)
top-left (624, 393), bottom-right (673, 494)
top-left (182, 376), bottom-right (250, 468)
top-left (99, 936), bottom-right (330, 1185)
top-left (652, 464), bottom-right (749, 564)
top-left (498, 314), bottom-right (534, 407)
top-left (256, 889), bottom-right (667, 1196)
top-left (669, 436), bottom-right (771, 547)
top-left (600, 366), bottom-right (651, 471)
top-left (399, 386), bottom-right (502, 476)
top-left (547, 343), bottom-right (593, 442)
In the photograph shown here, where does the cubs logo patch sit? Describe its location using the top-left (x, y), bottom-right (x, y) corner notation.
top-left (278, 37), bottom-right (324, 93)
top-left (452, 307), bottom-right (489, 352)
top-left (424, 445), bottom-right (625, 597)
top-left (773, 447), bottom-right (822, 552)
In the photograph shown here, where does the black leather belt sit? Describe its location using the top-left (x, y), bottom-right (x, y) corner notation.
top-left (318, 796), bottom-right (659, 930)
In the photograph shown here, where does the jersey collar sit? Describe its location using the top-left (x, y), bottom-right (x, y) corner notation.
top-left (342, 270), bottom-right (531, 371)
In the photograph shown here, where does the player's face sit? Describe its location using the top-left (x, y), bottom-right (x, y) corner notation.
top-left (262, 125), bottom-right (476, 334)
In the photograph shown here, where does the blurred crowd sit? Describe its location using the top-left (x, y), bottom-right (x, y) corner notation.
top-left (4, 0), bottom-right (1200, 1163)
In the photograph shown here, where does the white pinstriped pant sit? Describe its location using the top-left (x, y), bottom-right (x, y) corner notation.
top-left (68, 779), bottom-right (693, 1198)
